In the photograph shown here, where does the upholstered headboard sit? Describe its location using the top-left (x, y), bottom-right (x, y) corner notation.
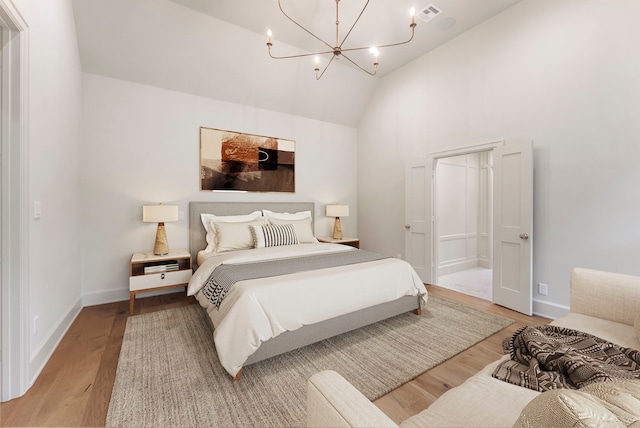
top-left (189, 201), bottom-right (315, 268)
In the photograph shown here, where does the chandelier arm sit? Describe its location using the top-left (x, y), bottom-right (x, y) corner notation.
top-left (339, 45), bottom-right (376, 54)
top-left (340, 25), bottom-right (416, 54)
top-left (372, 25), bottom-right (416, 49)
top-left (341, 53), bottom-right (376, 76)
top-left (339, 0), bottom-right (371, 49)
top-left (268, 46), bottom-right (335, 60)
top-left (278, 0), bottom-right (333, 51)
top-left (315, 54), bottom-right (337, 80)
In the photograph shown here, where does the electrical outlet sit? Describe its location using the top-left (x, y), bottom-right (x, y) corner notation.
top-left (538, 283), bottom-right (548, 296)
top-left (396, 253), bottom-right (402, 259)
top-left (33, 315), bottom-right (39, 335)
top-left (178, 211), bottom-right (185, 221)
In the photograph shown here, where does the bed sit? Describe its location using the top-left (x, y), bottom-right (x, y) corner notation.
top-left (188, 201), bottom-right (428, 381)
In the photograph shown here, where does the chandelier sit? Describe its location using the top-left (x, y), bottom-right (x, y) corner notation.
top-left (266, 0), bottom-right (417, 80)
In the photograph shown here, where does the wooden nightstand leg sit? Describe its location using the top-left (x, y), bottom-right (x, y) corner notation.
top-left (129, 291), bottom-right (136, 315)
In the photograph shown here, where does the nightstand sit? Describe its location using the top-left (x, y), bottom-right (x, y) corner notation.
top-left (129, 249), bottom-right (192, 315)
top-left (317, 237), bottom-right (360, 249)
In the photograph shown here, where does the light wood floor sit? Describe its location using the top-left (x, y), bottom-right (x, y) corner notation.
top-left (0, 286), bottom-right (550, 427)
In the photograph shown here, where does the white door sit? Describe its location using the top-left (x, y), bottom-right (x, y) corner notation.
top-left (492, 142), bottom-right (533, 315)
top-left (404, 161), bottom-right (431, 283)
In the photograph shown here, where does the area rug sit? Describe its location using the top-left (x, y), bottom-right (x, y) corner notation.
top-left (106, 295), bottom-right (513, 427)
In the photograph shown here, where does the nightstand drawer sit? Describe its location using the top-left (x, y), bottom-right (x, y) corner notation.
top-left (129, 269), bottom-right (192, 292)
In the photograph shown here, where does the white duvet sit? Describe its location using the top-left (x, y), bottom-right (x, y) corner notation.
top-left (188, 242), bottom-right (428, 378)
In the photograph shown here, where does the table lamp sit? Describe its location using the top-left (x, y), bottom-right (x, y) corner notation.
top-left (326, 204), bottom-right (349, 240)
top-left (143, 203), bottom-right (179, 255)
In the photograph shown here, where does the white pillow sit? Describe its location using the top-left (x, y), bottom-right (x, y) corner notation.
top-left (262, 209), bottom-right (312, 220)
top-left (267, 216), bottom-right (317, 243)
top-left (213, 217), bottom-right (268, 253)
top-left (200, 211), bottom-right (262, 252)
top-left (250, 223), bottom-right (299, 248)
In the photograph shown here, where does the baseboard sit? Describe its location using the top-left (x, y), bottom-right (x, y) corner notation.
top-left (82, 286), bottom-right (186, 307)
top-left (28, 297), bottom-right (82, 389)
top-left (438, 259), bottom-right (480, 277)
top-left (477, 259), bottom-right (492, 269)
top-left (82, 288), bottom-right (129, 307)
top-left (533, 298), bottom-right (569, 320)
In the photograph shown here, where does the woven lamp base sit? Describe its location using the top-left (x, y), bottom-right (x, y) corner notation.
top-left (332, 217), bottom-right (343, 240)
top-left (153, 222), bottom-right (169, 255)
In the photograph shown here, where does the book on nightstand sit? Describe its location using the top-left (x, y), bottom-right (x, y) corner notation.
top-left (143, 261), bottom-right (179, 274)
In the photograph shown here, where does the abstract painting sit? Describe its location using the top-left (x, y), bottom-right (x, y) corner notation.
top-left (200, 127), bottom-right (295, 192)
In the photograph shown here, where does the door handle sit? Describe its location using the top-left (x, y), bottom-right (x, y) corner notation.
top-left (519, 233), bottom-right (529, 240)
top-left (404, 224), bottom-right (411, 229)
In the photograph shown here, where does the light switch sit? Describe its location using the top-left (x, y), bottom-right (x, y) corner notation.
top-left (34, 201), bottom-right (42, 219)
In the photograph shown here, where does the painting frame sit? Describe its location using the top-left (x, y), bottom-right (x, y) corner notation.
top-left (199, 127), bottom-right (296, 193)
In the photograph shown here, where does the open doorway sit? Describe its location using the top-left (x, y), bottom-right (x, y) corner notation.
top-left (434, 151), bottom-right (493, 301)
top-left (406, 141), bottom-right (532, 313)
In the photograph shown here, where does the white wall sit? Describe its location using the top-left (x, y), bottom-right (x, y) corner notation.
top-left (10, 0), bottom-right (83, 389)
top-left (80, 73), bottom-right (358, 304)
top-left (358, 0), bottom-right (640, 317)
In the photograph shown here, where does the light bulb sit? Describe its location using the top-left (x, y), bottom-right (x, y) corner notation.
top-left (267, 29), bottom-right (272, 43)
top-left (370, 47), bottom-right (379, 65)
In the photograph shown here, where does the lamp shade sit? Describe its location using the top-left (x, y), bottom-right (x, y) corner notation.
top-left (326, 204), bottom-right (349, 218)
top-left (143, 204), bottom-right (178, 223)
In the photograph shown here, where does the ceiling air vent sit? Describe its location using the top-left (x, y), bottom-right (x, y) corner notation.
top-left (416, 4), bottom-right (443, 23)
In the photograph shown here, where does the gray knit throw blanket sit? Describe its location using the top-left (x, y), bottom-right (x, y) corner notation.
top-left (201, 249), bottom-right (388, 309)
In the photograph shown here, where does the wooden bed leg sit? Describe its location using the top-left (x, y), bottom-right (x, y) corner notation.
top-left (232, 369), bottom-right (243, 382)
top-left (413, 308), bottom-right (422, 316)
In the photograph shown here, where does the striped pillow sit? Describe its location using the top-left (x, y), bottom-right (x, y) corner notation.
top-left (250, 223), bottom-right (299, 248)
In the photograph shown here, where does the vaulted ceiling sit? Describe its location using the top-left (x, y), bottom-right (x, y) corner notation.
top-left (71, 0), bottom-right (521, 127)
